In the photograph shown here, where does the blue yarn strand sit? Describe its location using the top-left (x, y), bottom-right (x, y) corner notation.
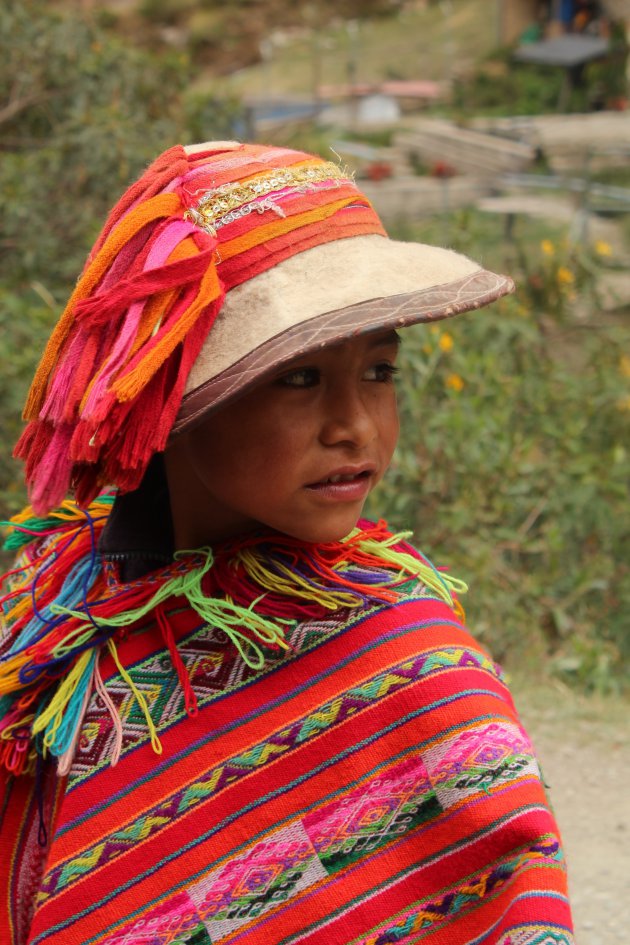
top-left (11, 552), bottom-right (103, 657)
top-left (78, 505), bottom-right (104, 636)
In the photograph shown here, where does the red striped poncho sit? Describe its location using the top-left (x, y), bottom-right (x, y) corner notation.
top-left (0, 506), bottom-right (573, 945)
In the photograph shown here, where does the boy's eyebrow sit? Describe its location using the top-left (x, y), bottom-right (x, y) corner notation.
top-left (324, 330), bottom-right (401, 357)
top-left (276, 330), bottom-right (402, 373)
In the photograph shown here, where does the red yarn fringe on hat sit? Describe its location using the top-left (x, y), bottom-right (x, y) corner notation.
top-left (14, 147), bottom-right (228, 514)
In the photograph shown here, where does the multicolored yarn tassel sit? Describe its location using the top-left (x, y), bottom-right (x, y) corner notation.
top-left (0, 495), bottom-right (466, 775)
top-left (14, 143), bottom-right (385, 516)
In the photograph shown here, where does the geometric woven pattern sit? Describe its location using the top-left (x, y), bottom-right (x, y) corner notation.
top-left (302, 754), bottom-right (439, 873)
top-left (351, 837), bottom-right (569, 945)
top-left (423, 720), bottom-right (541, 808)
top-left (44, 647), bottom-right (494, 898)
top-left (496, 929), bottom-right (575, 945)
top-left (68, 622), bottom-right (259, 788)
top-left (188, 821), bottom-right (329, 940)
top-left (1, 563), bottom-right (574, 945)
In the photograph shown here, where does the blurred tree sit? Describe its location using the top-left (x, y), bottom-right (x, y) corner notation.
top-left (0, 0), bottom-right (190, 290)
top-left (0, 0), bottom-right (237, 517)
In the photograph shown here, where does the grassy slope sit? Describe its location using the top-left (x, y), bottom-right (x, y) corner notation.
top-left (192, 0), bottom-right (498, 99)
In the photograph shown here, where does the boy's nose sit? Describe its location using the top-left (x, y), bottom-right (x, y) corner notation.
top-left (318, 388), bottom-right (377, 449)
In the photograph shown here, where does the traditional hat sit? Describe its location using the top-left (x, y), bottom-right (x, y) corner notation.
top-left (16, 140), bottom-right (513, 515)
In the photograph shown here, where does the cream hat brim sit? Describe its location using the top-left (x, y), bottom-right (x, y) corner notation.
top-left (173, 233), bottom-right (513, 436)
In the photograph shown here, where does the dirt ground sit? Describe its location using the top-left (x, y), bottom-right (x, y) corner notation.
top-left (513, 678), bottom-right (630, 945)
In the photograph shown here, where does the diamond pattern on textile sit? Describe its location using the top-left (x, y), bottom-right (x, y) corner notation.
top-left (187, 821), bottom-right (327, 941)
top-left (303, 753), bottom-right (440, 873)
top-left (353, 838), bottom-right (565, 945)
top-left (68, 623), bottom-right (272, 785)
top-left (68, 585), bottom-right (501, 789)
top-left (497, 927), bottom-right (575, 945)
top-left (42, 645), bottom-right (502, 901)
top-left (422, 720), bottom-right (540, 808)
top-left (101, 890), bottom-right (206, 944)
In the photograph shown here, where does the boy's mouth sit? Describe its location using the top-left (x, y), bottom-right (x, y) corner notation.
top-left (308, 466), bottom-right (373, 485)
top-left (325, 471), bottom-right (369, 484)
top-left (305, 467), bottom-right (374, 499)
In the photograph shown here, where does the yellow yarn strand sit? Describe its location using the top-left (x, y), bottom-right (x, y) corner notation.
top-left (107, 639), bottom-right (163, 756)
top-left (0, 652), bottom-right (31, 695)
top-left (353, 530), bottom-right (469, 606)
top-left (8, 499), bottom-right (94, 527)
top-left (31, 649), bottom-right (94, 743)
top-left (234, 549), bottom-right (360, 612)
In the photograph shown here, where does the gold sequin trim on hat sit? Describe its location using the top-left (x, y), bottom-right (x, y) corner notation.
top-left (184, 161), bottom-right (353, 235)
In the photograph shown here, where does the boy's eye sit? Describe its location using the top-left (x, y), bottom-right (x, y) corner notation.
top-left (277, 367), bottom-right (320, 388)
top-left (364, 362), bottom-right (399, 383)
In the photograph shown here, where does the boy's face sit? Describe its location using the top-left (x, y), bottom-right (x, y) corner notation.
top-left (166, 331), bottom-right (400, 546)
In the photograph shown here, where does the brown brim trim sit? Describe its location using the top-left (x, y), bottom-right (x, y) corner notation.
top-left (171, 268), bottom-right (513, 437)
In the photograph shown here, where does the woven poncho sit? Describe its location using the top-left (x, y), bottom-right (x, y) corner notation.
top-left (0, 500), bottom-right (574, 945)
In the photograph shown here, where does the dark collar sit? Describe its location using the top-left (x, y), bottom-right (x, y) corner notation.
top-left (99, 454), bottom-right (175, 581)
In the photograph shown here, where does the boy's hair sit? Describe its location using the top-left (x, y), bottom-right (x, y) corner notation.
top-left (15, 141), bottom-right (512, 516)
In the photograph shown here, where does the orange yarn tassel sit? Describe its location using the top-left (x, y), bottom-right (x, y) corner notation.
top-left (23, 193), bottom-right (182, 421)
top-left (111, 255), bottom-right (223, 402)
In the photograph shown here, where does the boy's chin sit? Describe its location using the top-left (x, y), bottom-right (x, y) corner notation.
top-left (277, 514), bottom-right (365, 546)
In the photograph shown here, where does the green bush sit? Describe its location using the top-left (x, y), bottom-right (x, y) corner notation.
top-left (368, 214), bottom-right (629, 692)
top-left (451, 50), bottom-right (625, 116)
top-left (0, 2), bottom-right (190, 292)
top-left (0, 289), bottom-right (54, 519)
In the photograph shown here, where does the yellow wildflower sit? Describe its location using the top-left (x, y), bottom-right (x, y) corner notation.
top-left (422, 342), bottom-right (432, 354)
top-left (620, 354), bottom-right (630, 379)
top-left (594, 240), bottom-right (612, 256)
top-left (445, 373), bottom-right (464, 392)
top-left (556, 266), bottom-right (574, 285)
top-left (540, 239), bottom-right (555, 256)
top-left (438, 332), bottom-right (454, 353)
top-left (429, 325), bottom-right (440, 335)
top-left (617, 395), bottom-right (630, 412)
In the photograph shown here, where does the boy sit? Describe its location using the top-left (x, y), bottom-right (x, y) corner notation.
top-left (0, 142), bottom-right (573, 944)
